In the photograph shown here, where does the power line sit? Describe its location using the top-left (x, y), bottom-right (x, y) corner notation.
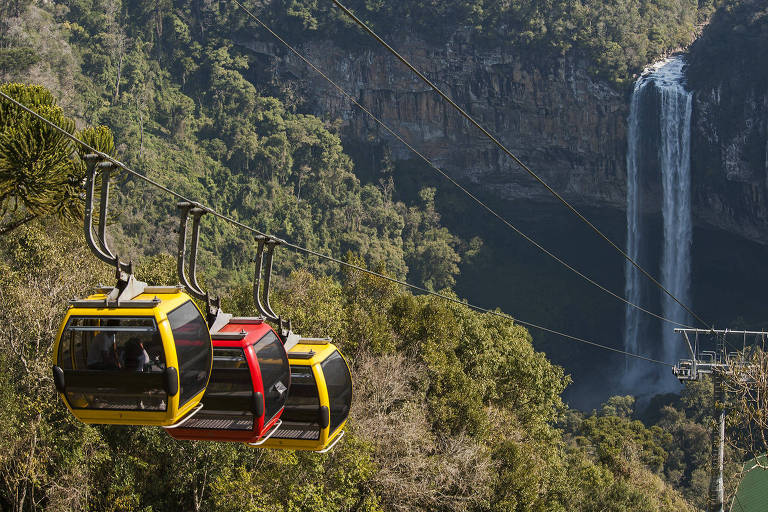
top-left (0, 90), bottom-right (674, 367)
top-left (327, 0), bottom-right (710, 330)
top-left (228, 0), bottom-right (693, 330)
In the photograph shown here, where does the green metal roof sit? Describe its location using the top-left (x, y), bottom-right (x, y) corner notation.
top-left (731, 456), bottom-right (768, 512)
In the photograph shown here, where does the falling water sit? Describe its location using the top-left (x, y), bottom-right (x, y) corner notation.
top-left (623, 56), bottom-right (692, 392)
top-left (624, 77), bottom-right (645, 368)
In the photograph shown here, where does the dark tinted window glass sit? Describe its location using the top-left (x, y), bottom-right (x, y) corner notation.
top-left (58, 316), bottom-right (167, 411)
top-left (185, 348), bottom-right (254, 430)
top-left (253, 331), bottom-right (290, 422)
top-left (273, 366), bottom-right (320, 440)
top-left (58, 330), bottom-right (73, 369)
top-left (322, 350), bottom-right (352, 434)
top-left (167, 301), bottom-right (211, 406)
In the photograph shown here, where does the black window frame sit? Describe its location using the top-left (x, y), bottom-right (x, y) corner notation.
top-left (166, 301), bottom-right (212, 407)
top-left (58, 316), bottom-right (169, 412)
top-left (252, 330), bottom-right (290, 423)
top-left (272, 364), bottom-right (321, 440)
top-left (183, 347), bottom-right (256, 431)
top-left (321, 350), bottom-right (352, 435)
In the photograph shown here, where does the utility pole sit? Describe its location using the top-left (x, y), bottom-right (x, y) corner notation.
top-left (710, 367), bottom-right (725, 512)
top-left (672, 328), bottom-right (764, 512)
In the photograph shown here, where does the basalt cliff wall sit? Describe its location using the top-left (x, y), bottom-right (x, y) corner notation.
top-left (689, 71), bottom-right (768, 245)
top-left (241, 33), bottom-right (768, 244)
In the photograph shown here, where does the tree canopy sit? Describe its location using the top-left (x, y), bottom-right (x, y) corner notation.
top-left (0, 83), bottom-right (115, 235)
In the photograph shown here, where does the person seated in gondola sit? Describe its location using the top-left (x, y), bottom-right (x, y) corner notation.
top-left (87, 319), bottom-right (120, 370)
top-left (123, 337), bottom-right (150, 372)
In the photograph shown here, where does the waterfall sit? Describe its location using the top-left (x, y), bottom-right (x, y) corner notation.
top-left (623, 56), bottom-right (692, 393)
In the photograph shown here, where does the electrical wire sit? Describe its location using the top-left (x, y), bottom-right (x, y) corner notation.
top-left (0, 90), bottom-right (674, 367)
top-left (228, 0), bottom-right (693, 330)
top-left (326, 0), bottom-right (711, 330)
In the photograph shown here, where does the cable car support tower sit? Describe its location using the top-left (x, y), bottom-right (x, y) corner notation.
top-left (673, 328), bottom-right (766, 512)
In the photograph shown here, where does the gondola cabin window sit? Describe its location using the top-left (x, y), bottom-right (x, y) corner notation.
top-left (274, 365), bottom-right (321, 440)
top-left (253, 330), bottom-right (290, 423)
top-left (322, 350), bottom-right (352, 435)
top-left (167, 301), bottom-right (212, 406)
top-left (57, 316), bottom-right (167, 410)
top-left (182, 347), bottom-right (254, 430)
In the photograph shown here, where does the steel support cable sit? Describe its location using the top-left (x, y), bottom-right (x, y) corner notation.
top-left (228, 0), bottom-right (692, 330)
top-left (0, 90), bottom-right (673, 367)
top-left (326, 0), bottom-right (711, 330)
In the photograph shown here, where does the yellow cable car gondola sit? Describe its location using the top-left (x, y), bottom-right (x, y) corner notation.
top-left (52, 287), bottom-right (212, 426)
top-left (254, 337), bottom-right (352, 452)
top-left (51, 158), bottom-right (217, 427)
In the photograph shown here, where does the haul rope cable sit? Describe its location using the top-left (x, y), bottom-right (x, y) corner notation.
top-left (229, 0), bottom-right (693, 330)
top-left (0, 90), bottom-right (673, 367)
top-left (326, 0), bottom-right (711, 330)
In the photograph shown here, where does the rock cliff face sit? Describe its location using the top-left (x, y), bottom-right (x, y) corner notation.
top-left (244, 36), bottom-right (628, 203)
top-left (241, 34), bottom-right (768, 245)
top-left (690, 82), bottom-right (768, 244)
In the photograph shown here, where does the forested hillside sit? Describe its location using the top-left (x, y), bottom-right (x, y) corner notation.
top-left (0, 0), bottom-right (725, 283)
top-left (260, 0), bottom-right (710, 84)
top-left (0, 0), bottom-right (760, 509)
top-left (0, 82), bottom-right (719, 507)
top-left (2, 0), bottom-right (472, 290)
top-left (1, 215), bottom-right (720, 510)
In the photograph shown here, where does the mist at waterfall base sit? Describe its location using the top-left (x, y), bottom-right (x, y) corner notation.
top-left (448, 199), bottom-right (768, 410)
top-left (624, 56), bottom-right (692, 397)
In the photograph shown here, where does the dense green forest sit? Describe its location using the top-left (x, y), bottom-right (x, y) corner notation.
top-left (0, 0), bottom-right (764, 509)
top-left (262, 0), bottom-right (711, 84)
top-left (0, 82), bottom-right (725, 508)
top-left (0, 214), bottom-right (727, 511)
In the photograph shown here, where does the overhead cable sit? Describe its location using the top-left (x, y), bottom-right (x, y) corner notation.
top-left (0, 90), bottom-right (674, 367)
top-left (228, 0), bottom-right (693, 330)
top-left (326, 0), bottom-right (710, 330)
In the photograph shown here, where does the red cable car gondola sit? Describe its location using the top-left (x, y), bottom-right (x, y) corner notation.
top-left (167, 236), bottom-right (297, 444)
top-left (166, 317), bottom-right (290, 443)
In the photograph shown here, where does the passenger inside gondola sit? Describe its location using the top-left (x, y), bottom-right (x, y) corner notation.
top-left (87, 319), bottom-right (120, 369)
top-left (124, 337), bottom-right (150, 371)
top-left (58, 317), bottom-right (168, 411)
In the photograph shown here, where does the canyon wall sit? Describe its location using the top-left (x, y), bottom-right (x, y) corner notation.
top-left (240, 31), bottom-right (768, 245)
top-left (690, 80), bottom-right (768, 244)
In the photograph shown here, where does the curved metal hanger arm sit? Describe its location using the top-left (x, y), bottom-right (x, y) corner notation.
top-left (176, 201), bottom-right (207, 301)
top-left (96, 162), bottom-right (116, 261)
top-left (188, 207), bottom-right (207, 296)
top-left (253, 236), bottom-right (278, 321)
top-left (176, 202), bottom-right (231, 330)
top-left (262, 239), bottom-right (281, 320)
top-left (83, 155), bottom-right (131, 276)
top-left (252, 235), bottom-right (296, 341)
